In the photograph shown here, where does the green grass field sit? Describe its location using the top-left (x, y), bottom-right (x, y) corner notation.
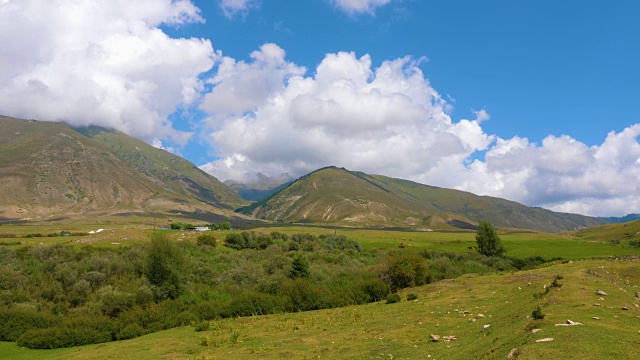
top-left (1, 221), bottom-right (639, 359)
top-left (2, 258), bottom-right (638, 359)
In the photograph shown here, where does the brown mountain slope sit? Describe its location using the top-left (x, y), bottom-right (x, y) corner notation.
top-left (0, 116), bottom-right (248, 221)
top-left (238, 167), bottom-right (607, 232)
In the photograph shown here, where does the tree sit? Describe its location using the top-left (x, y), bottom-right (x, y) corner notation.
top-left (145, 233), bottom-right (185, 300)
top-left (475, 221), bottom-right (505, 257)
top-left (289, 254), bottom-right (310, 279)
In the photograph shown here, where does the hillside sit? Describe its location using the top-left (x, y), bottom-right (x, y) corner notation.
top-left (572, 219), bottom-right (640, 243)
top-left (238, 166), bottom-right (606, 232)
top-left (0, 116), bottom-right (248, 220)
top-left (3, 258), bottom-right (638, 359)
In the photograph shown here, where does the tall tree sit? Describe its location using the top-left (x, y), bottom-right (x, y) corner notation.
top-left (145, 233), bottom-right (185, 300)
top-left (475, 221), bottom-right (505, 257)
top-left (289, 254), bottom-right (310, 279)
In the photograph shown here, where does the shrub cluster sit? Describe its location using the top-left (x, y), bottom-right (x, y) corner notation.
top-left (224, 231), bottom-right (361, 252)
top-left (0, 229), bottom-right (562, 349)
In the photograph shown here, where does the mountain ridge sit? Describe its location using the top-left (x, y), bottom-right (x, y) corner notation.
top-left (237, 166), bottom-right (607, 232)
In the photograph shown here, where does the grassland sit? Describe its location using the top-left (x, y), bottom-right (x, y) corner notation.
top-left (2, 222), bottom-right (638, 260)
top-left (2, 258), bottom-right (638, 359)
top-left (1, 220), bottom-right (639, 359)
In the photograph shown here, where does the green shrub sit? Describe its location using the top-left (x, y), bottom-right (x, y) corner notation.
top-left (194, 321), bottom-right (210, 332)
top-left (361, 277), bottom-right (390, 302)
top-left (170, 222), bottom-right (185, 230)
top-left (385, 293), bottom-right (402, 304)
top-left (17, 326), bottom-right (111, 349)
top-left (197, 234), bottom-right (217, 247)
top-left (383, 253), bottom-right (428, 291)
top-left (628, 239), bottom-right (640, 248)
top-left (224, 233), bottom-right (246, 250)
top-left (532, 305), bottom-right (545, 320)
top-left (406, 293), bottom-right (419, 301)
top-left (0, 308), bottom-right (60, 341)
top-left (117, 323), bottom-right (143, 340)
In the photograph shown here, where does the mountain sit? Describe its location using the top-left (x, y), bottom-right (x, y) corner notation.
top-left (599, 213), bottom-right (640, 223)
top-left (224, 172), bottom-right (294, 201)
top-left (237, 166), bottom-right (607, 233)
top-left (572, 219), bottom-right (640, 242)
top-left (0, 116), bottom-right (248, 221)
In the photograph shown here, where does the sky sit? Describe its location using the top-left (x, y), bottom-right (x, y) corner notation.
top-left (1, 0), bottom-right (639, 217)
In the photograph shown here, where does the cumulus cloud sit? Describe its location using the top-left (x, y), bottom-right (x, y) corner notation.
top-left (199, 44), bottom-right (640, 217)
top-left (219, 0), bottom-right (259, 18)
top-left (459, 126), bottom-right (640, 216)
top-left (0, 0), bottom-right (216, 147)
top-left (329, 0), bottom-right (392, 15)
top-left (199, 45), bottom-right (494, 184)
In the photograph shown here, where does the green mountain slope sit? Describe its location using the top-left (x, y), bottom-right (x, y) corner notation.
top-left (0, 116), bottom-right (248, 220)
top-left (238, 166), bottom-right (606, 232)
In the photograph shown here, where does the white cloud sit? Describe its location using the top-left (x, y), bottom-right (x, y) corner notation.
top-left (460, 125), bottom-right (640, 216)
top-left (0, 0), bottom-right (216, 146)
top-left (199, 46), bottom-right (494, 184)
top-left (219, 0), bottom-right (259, 18)
top-left (329, 0), bottom-right (392, 15)
top-left (199, 44), bottom-right (640, 217)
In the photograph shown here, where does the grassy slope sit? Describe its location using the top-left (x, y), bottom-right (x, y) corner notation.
top-left (241, 166), bottom-right (606, 232)
top-left (0, 117), bottom-right (247, 220)
top-left (2, 258), bottom-right (638, 360)
top-left (572, 220), bottom-right (640, 242)
top-left (368, 174), bottom-right (606, 233)
top-left (78, 126), bottom-right (246, 210)
top-left (1, 222), bottom-right (639, 359)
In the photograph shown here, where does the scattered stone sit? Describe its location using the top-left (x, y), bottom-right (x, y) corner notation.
top-left (634, 303), bottom-right (639, 308)
top-left (443, 335), bottom-right (457, 342)
top-left (528, 282), bottom-right (532, 286)
top-left (592, 317), bottom-right (600, 320)
top-left (469, 318), bottom-right (476, 323)
top-left (555, 319), bottom-right (582, 326)
top-left (531, 328), bottom-right (542, 334)
top-left (599, 297), bottom-right (605, 301)
top-left (594, 303), bottom-right (600, 306)
top-left (482, 324), bottom-right (491, 332)
top-left (596, 290), bottom-right (608, 296)
top-left (476, 314), bottom-right (485, 319)
top-left (507, 348), bottom-right (519, 359)
top-left (463, 310), bottom-right (470, 314)
top-left (430, 334), bottom-right (440, 342)
top-left (636, 292), bottom-right (640, 298)
top-left (621, 306), bottom-right (629, 310)
top-left (535, 338), bottom-right (554, 343)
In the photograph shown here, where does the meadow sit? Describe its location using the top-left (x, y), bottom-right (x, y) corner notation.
top-left (1, 219), bottom-right (639, 359)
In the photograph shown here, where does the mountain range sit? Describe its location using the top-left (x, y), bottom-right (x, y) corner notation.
top-left (0, 116), bottom-right (248, 221)
top-left (0, 116), bottom-right (621, 232)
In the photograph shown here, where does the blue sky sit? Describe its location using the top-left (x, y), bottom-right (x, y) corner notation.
top-left (171, 0), bottom-right (639, 150)
top-left (1, 0), bottom-right (639, 216)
